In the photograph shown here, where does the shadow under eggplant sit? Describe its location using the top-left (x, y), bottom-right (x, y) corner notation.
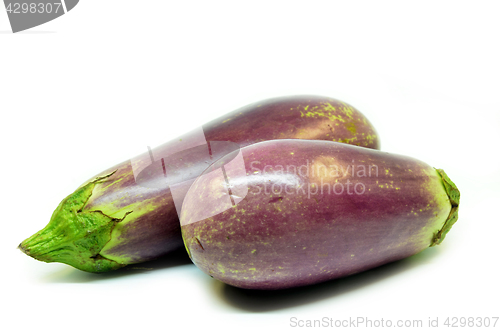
top-left (42, 248), bottom-right (194, 283)
top-left (209, 246), bottom-right (443, 312)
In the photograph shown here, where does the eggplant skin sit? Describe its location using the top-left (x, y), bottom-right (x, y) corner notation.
top-left (202, 95), bottom-right (379, 148)
top-left (180, 140), bottom-right (460, 290)
top-left (19, 96), bottom-right (380, 272)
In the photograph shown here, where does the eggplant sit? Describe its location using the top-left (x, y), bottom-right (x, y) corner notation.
top-left (19, 95), bottom-right (380, 272)
top-left (180, 139), bottom-right (459, 290)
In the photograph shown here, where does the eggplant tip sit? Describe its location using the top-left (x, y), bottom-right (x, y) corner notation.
top-left (18, 243), bottom-right (28, 254)
top-left (430, 169), bottom-right (460, 246)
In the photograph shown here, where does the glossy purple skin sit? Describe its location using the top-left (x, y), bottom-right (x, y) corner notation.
top-left (180, 140), bottom-right (451, 290)
top-left (202, 95), bottom-right (379, 148)
top-left (82, 96), bottom-right (380, 265)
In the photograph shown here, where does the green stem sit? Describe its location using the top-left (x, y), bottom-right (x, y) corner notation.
top-left (431, 169), bottom-right (460, 246)
top-left (19, 171), bottom-right (130, 272)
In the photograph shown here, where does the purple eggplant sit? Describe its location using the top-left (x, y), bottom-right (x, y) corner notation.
top-left (180, 139), bottom-right (459, 290)
top-left (19, 96), bottom-right (380, 272)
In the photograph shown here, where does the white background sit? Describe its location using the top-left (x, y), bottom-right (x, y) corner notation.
top-left (1, 1), bottom-right (499, 330)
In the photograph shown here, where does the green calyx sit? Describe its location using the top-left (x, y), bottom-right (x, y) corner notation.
top-left (431, 169), bottom-right (460, 246)
top-left (19, 171), bottom-right (131, 272)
